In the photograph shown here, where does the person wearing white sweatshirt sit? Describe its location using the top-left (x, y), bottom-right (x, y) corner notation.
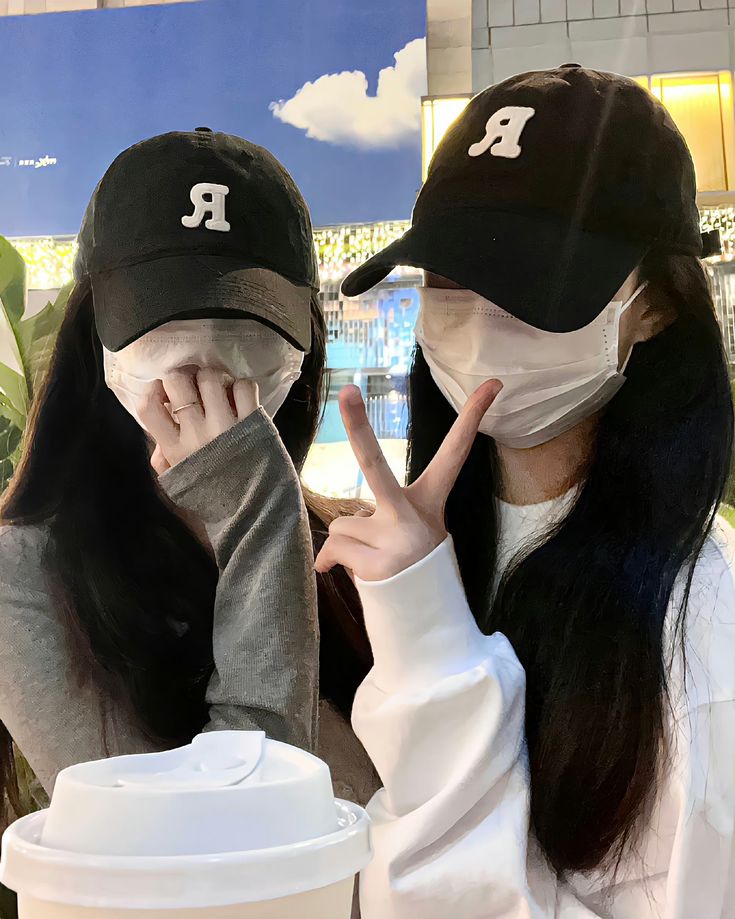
top-left (316, 66), bottom-right (735, 918)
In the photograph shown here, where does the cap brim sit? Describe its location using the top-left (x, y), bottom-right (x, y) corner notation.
top-left (93, 255), bottom-right (312, 352)
top-left (342, 209), bottom-right (647, 332)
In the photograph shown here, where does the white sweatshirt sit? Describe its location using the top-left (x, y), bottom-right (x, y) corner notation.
top-left (352, 496), bottom-right (735, 919)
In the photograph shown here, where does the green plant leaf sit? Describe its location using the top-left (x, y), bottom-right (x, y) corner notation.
top-left (0, 238), bottom-right (72, 428)
top-left (0, 364), bottom-right (27, 422)
top-left (26, 281), bottom-right (72, 342)
top-left (0, 237), bottom-right (26, 327)
top-left (0, 238), bottom-right (29, 426)
top-left (0, 460), bottom-right (13, 494)
top-left (23, 282), bottom-right (72, 399)
top-left (0, 387), bottom-right (25, 431)
top-left (9, 439), bottom-right (22, 470)
top-left (0, 417), bottom-right (21, 456)
top-left (0, 414), bottom-right (21, 494)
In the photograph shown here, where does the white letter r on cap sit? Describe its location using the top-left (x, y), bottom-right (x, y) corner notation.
top-left (181, 182), bottom-right (231, 232)
top-left (468, 106), bottom-right (536, 159)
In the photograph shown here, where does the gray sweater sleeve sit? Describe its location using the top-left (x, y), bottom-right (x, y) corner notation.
top-left (159, 408), bottom-right (319, 751)
top-left (0, 410), bottom-right (318, 799)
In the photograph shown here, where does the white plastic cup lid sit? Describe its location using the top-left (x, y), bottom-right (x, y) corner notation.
top-left (0, 732), bottom-right (371, 909)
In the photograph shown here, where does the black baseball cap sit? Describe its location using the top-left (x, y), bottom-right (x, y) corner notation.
top-left (343, 64), bottom-right (704, 332)
top-left (75, 128), bottom-right (318, 352)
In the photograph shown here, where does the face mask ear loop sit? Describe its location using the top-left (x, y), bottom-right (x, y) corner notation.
top-left (617, 281), bottom-right (650, 373)
top-left (620, 280), bottom-right (649, 315)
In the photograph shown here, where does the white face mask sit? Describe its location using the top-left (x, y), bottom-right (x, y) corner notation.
top-left (415, 282), bottom-right (648, 450)
top-left (103, 318), bottom-right (304, 433)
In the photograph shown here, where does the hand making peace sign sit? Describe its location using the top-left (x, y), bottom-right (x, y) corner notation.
top-left (314, 379), bottom-right (503, 582)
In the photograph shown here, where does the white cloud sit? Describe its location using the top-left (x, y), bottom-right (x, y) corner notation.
top-left (270, 38), bottom-right (427, 150)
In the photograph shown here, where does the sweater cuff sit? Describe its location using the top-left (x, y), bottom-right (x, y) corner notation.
top-left (158, 408), bottom-right (275, 523)
top-left (355, 537), bottom-right (488, 693)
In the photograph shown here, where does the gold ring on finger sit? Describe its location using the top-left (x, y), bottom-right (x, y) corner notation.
top-left (171, 401), bottom-right (200, 416)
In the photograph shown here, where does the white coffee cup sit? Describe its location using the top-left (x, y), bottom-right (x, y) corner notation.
top-left (0, 731), bottom-right (371, 918)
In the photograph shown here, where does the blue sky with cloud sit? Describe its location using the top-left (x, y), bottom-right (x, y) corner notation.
top-left (0, 0), bottom-right (426, 237)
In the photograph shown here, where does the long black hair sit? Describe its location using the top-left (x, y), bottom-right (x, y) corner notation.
top-left (406, 251), bottom-right (733, 875)
top-left (0, 279), bottom-right (369, 827)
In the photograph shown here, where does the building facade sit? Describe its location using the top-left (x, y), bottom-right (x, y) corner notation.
top-left (423, 0), bottom-right (735, 366)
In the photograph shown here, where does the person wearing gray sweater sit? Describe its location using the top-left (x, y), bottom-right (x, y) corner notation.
top-left (0, 129), bottom-right (379, 842)
top-left (0, 404), bottom-right (317, 799)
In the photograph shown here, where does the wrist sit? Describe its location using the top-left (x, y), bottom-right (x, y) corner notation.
top-left (355, 537), bottom-right (488, 693)
top-left (159, 409), bottom-right (281, 523)
top-left (360, 530), bottom-right (448, 582)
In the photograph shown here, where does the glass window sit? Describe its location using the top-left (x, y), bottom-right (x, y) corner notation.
top-left (646, 73), bottom-right (735, 193)
top-left (421, 96), bottom-right (472, 179)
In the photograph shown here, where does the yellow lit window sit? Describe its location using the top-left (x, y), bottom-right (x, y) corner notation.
top-left (421, 96), bottom-right (472, 180)
top-left (644, 73), bottom-right (735, 193)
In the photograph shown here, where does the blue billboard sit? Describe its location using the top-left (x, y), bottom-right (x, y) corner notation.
top-left (0, 0), bottom-right (426, 237)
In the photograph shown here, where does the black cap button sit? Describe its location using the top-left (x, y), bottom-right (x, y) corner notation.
top-left (195, 127), bottom-right (213, 133)
top-left (560, 63), bottom-right (582, 68)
